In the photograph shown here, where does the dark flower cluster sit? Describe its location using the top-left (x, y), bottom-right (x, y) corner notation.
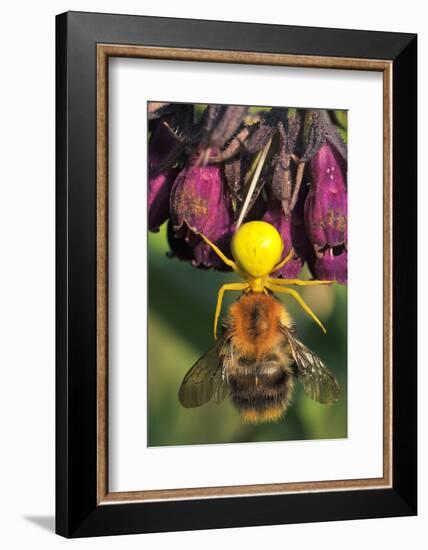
top-left (148, 103), bottom-right (348, 283)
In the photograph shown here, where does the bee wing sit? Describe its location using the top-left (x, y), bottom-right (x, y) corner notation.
top-left (281, 325), bottom-right (340, 404)
top-left (212, 367), bottom-right (231, 405)
top-left (178, 335), bottom-right (230, 408)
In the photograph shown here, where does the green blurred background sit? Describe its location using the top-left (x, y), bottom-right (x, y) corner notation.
top-left (148, 228), bottom-right (347, 446)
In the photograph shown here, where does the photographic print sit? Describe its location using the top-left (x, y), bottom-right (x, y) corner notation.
top-left (148, 102), bottom-right (347, 446)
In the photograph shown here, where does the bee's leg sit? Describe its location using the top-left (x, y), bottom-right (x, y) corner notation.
top-left (268, 278), bottom-right (334, 286)
top-left (214, 282), bottom-right (248, 339)
top-left (272, 248), bottom-right (295, 272)
top-left (199, 234), bottom-right (241, 274)
top-left (266, 283), bottom-right (327, 334)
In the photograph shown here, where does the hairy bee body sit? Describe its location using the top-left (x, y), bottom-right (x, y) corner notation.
top-left (179, 292), bottom-right (340, 423)
top-left (223, 294), bottom-right (295, 422)
top-left (227, 351), bottom-right (295, 422)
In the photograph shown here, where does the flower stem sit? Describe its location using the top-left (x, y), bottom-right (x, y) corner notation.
top-left (236, 137), bottom-right (272, 231)
top-left (289, 160), bottom-right (306, 212)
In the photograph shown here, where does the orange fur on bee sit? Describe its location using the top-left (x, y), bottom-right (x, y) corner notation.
top-left (229, 293), bottom-right (292, 359)
top-left (241, 405), bottom-right (287, 423)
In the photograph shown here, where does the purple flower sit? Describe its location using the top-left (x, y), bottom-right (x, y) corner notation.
top-left (149, 119), bottom-right (178, 168)
top-left (308, 248), bottom-right (348, 284)
top-left (149, 170), bottom-right (179, 232)
top-left (305, 143), bottom-right (347, 283)
top-left (166, 220), bottom-right (195, 263)
top-left (148, 120), bottom-right (181, 231)
top-left (263, 201), bottom-right (304, 278)
top-left (192, 201), bottom-right (235, 270)
top-left (170, 158), bottom-right (235, 270)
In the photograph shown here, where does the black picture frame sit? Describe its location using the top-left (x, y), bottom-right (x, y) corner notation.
top-left (56, 11), bottom-right (417, 538)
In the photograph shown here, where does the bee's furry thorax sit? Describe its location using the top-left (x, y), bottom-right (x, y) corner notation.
top-left (228, 293), bottom-right (292, 359)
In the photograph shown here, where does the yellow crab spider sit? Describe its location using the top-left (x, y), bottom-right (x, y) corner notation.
top-left (199, 220), bottom-right (334, 339)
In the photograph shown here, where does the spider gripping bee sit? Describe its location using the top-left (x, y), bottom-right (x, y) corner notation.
top-left (178, 221), bottom-right (340, 423)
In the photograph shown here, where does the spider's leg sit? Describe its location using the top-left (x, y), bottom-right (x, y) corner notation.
top-left (272, 248), bottom-right (295, 272)
top-left (268, 278), bottom-right (334, 286)
top-left (199, 233), bottom-right (241, 274)
top-left (214, 283), bottom-right (248, 339)
top-left (266, 282), bottom-right (327, 334)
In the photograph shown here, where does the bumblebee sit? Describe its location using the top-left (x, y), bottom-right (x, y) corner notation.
top-left (179, 221), bottom-right (340, 422)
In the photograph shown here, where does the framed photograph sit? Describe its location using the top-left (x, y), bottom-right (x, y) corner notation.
top-left (56, 11), bottom-right (417, 538)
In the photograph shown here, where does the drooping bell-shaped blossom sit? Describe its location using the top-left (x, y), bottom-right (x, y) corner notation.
top-left (149, 170), bottom-right (180, 232)
top-left (304, 143), bottom-right (347, 283)
top-left (171, 161), bottom-right (221, 235)
top-left (148, 120), bottom-right (181, 232)
top-left (308, 248), bottom-right (348, 284)
top-left (263, 201), bottom-right (304, 279)
top-left (192, 197), bottom-right (235, 270)
top-left (305, 143), bottom-right (347, 248)
top-left (166, 220), bottom-right (195, 263)
top-left (170, 158), bottom-right (235, 270)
